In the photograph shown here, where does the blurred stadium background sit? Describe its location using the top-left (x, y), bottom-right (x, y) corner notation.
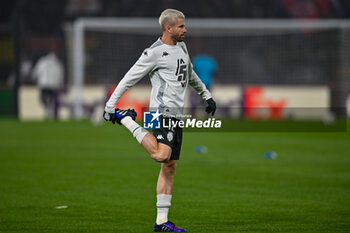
top-left (0, 0), bottom-right (350, 121)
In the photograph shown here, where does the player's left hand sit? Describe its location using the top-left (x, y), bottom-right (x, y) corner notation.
top-left (205, 98), bottom-right (216, 116)
top-left (103, 110), bottom-right (116, 124)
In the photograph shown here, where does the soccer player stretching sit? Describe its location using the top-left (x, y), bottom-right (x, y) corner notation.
top-left (103, 9), bottom-right (216, 232)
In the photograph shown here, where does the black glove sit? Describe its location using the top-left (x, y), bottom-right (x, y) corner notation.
top-left (103, 110), bottom-right (116, 124)
top-left (205, 98), bottom-right (216, 116)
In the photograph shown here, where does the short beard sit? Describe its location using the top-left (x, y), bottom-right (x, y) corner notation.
top-left (172, 34), bottom-right (184, 43)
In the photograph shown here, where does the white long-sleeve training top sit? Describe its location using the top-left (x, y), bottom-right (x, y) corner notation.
top-left (105, 38), bottom-right (212, 116)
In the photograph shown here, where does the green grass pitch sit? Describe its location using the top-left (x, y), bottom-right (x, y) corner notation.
top-left (0, 119), bottom-right (349, 233)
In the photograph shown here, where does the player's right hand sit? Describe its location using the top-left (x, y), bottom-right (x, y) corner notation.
top-left (103, 110), bottom-right (116, 124)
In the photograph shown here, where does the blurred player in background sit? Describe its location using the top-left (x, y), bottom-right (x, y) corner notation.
top-left (190, 54), bottom-right (217, 117)
top-left (193, 54), bottom-right (217, 90)
top-left (103, 9), bottom-right (216, 232)
top-left (32, 50), bottom-right (64, 120)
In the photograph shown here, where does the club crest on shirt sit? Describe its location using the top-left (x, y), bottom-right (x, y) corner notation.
top-left (167, 131), bottom-right (174, 142)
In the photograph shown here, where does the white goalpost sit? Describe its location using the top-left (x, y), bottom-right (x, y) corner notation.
top-left (71, 18), bottom-right (160, 118)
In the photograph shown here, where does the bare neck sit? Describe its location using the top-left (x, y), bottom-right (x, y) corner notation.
top-left (161, 33), bottom-right (176, 46)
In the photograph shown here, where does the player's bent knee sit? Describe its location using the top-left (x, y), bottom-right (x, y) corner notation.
top-left (151, 143), bottom-right (171, 162)
top-left (151, 152), bottom-right (170, 163)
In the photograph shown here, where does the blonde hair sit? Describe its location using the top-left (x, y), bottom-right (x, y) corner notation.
top-left (159, 9), bottom-right (185, 31)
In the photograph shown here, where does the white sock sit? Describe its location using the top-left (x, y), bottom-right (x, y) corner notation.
top-left (120, 116), bottom-right (148, 144)
top-left (156, 194), bottom-right (172, 225)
